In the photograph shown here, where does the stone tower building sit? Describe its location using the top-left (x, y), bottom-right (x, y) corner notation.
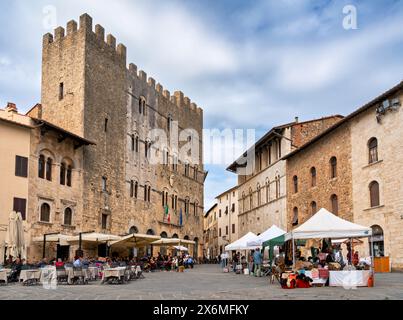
top-left (39, 13), bottom-right (205, 257)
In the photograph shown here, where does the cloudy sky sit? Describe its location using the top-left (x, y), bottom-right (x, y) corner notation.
top-left (1, 0), bottom-right (403, 210)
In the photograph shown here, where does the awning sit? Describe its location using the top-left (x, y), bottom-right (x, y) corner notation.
top-left (247, 225), bottom-right (286, 247)
top-left (151, 238), bottom-right (196, 246)
top-left (32, 233), bottom-right (73, 246)
top-left (285, 208), bottom-right (372, 240)
top-left (262, 234), bottom-right (286, 262)
top-left (68, 233), bottom-right (121, 243)
top-left (109, 233), bottom-right (160, 247)
top-left (225, 232), bottom-right (258, 251)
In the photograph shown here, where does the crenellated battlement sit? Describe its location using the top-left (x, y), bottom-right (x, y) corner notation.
top-left (126, 66), bottom-right (203, 116)
top-left (43, 13), bottom-right (126, 65)
top-left (43, 13), bottom-right (203, 117)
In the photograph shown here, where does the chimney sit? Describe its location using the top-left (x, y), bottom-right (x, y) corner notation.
top-left (295, 116), bottom-right (299, 123)
top-left (6, 102), bottom-right (18, 113)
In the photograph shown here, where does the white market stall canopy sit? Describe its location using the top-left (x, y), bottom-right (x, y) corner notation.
top-left (285, 208), bottom-right (372, 240)
top-left (247, 225), bottom-right (286, 247)
top-left (225, 232), bottom-right (258, 251)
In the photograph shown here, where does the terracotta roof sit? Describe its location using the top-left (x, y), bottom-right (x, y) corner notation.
top-left (283, 80), bottom-right (403, 160)
top-left (226, 115), bottom-right (344, 172)
top-left (31, 118), bottom-right (96, 146)
top-left (0, 117), bottom-right (35, 130)
top-left (215, 185), bottom-right (238, 199)
top-left (204, 203), bottom-right (218, 217)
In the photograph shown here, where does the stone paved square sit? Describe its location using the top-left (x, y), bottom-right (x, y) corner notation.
top-left (1, 265), bottom-right (402, 300)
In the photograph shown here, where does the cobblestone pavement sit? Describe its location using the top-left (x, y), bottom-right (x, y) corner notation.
top-left (0, 265), bottom-right (402, 300)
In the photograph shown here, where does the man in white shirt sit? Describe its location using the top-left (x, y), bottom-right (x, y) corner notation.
top-left (73, 257), bottom-right (82, 268)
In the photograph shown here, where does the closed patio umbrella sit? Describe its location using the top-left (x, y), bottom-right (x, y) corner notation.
top-left (6, 211), bottom-right (18, 259)
top-left (16, 212), bottom-right (26, 260)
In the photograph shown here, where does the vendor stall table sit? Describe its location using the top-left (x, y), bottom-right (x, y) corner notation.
top-left (329, 270), bottom-right (371, 287)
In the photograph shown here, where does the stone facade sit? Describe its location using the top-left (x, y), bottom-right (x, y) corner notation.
top-left (350, 85), bottom-right (403, 271)
top-left (228, 116), bottom-right (343, 237)
top-left (285, 121), bottom-right (353, 231)
top-left (0, 105), bottom-right (90, 262)
top-left (39, 14), bottom-right (204, 258)
top-left (216, 186), bottom-right (238, 254)
top-left (203, 204), bottom-right (218, 261)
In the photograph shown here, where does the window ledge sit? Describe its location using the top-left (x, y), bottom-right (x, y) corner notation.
top-left (61, 224), bottom-right (76, 229)
top-left (37, 221), bottom-right (52, 226)
top-left (364, 205), bottom-right (385, 212)
top-left (363, 160), bottom-right (383, 169)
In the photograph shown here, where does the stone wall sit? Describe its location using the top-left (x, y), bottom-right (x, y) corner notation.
top-left (286, 121), bottom-right (353, 230)
top-left (351, 89), bottom-right (403, 271)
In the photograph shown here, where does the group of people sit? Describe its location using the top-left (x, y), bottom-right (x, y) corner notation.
top-left (139, 252), bottom-right (195, 272)
top-left (218, 249), bottom-right (264, 277)
top-left (0, 251), bottom-right (196, 283)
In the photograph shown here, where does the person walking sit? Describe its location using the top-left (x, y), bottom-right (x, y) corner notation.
top-left (253, 248), bottom-right (263, 277)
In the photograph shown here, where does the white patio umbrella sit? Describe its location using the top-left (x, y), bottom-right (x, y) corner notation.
top-left (16, 212), bottom-right (26, 260)
top-left (0, 240), bottom-right (5, 264)
top-left (172, 245), bottom-right (188, 251)
top-left (6, 211), bottom-right (18, 259)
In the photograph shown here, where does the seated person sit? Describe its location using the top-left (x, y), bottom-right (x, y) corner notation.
top-left (55, 258), bottom-right (64, 269)
top-left (73, 257), bottom-right (83, 268)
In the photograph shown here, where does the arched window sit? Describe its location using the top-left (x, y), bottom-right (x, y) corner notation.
top-left (66, 166), bottom-right (72, 187)
top-left (293, 175), bottom-right (298, 193)
top-left (64, 207), bottom-right (72, 226)
top-left (292, 207), bottom-right (299, 226)
top-left (266, 180), bottom-right (270, 203)
top-left (130, 180), bottom-right (134, 198)
top-left (369, 181), bottom-right (380, 207)
top-left (145, 141), bottom-right (151, 158)
top-left (311, 167), bottom-right (316, 187)
top-left (330, 157), bottom-right (337, 179)
top-left (134, 181), bottom-right (138, 198)
top-left (135, 136), bottom-right (139, 153)
top-left (184, 235), bottom-right (189, 240)
top-left (331, 194), bottom-right (339, 215)
top-left (249, 188), bottom-right (253, 210)
top-left (167, 115), bottom-right (173, 134)
top-left (257, 184), bottom-right (261, 206)
top-left (45, 158), bottom-right (52, 181)
top-left (129, 226), bottom-right (138, 234)
top-left (145, 184), bottom-right (151, 202)
top-left (38, 155), bottom-right (45, 179)
top-left (163, 148), bottom-right (169, 166)
top-left (194, 165), bottom-right (198, 180)
top-left (139, 97), bottom-right (146, 114)
top-left (60, 163), bottom-right (66, 185)
top-left (276, 175), bottom-right (281, 198)
top-left (370, 225), bottom-right (384, 257)
top-left (368, 138), bottom-right (378, 164)
top-left (146, 229), bottom-right (155, 235)
top-left (160, 232), bottom-right (168, 238)
top-left (242, 193), bottom-right (246, 213)
top-left (311, 201), bottom-right (317, 215)
top-left (194, 201), bottom-right (198, 216)
top-left (40, 203), bottom-right (51, 222)
top-left (172, 233), bottom-right (178, 239)
top-left (131, 134), bottom-right (135, 151)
